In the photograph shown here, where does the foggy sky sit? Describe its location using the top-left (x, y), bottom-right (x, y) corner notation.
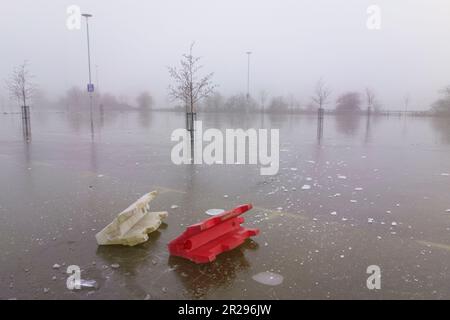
top-left (1, 0), bottom-right (450, 110)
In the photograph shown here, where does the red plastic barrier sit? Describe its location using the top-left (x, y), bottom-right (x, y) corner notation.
top-left (168, 204), bottom-right (259, 264)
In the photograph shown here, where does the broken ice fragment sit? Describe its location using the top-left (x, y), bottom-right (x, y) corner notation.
top-left (330, 211), bottom-right (337, 216)
top-left (391, 222), bottom-right (398, 226)
top-left (52, 264), bottom-right (60, 270)
top-left (252, 271), bottom-right (284, 286)
top-left (301, 185), bottom-right (311, 190)
top-left (205, 208), bottom-right (225, 216)
top-left (95, 191), bottom-right (168, 246)
top-left (368, 218), bottom-right (374, 223)
top-left (170, 205), bottom-right (179, 209)
top-left (354, 187), bottom-right (363, 191)
top-left (79, 279), bottom-right (98, 289)
top-left (445, 209), bottom-right (450, 213)
top-left (337, 175), bottom-right (347, 180)
top-left (111, 263), bottom-right (120, 269)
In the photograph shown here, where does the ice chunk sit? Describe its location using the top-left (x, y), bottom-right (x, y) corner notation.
top-left (95, 191), bottom-right (168, 246)
top-left (301, 185), bottom-right (311, 190)
top-left (252, 271), bottom-right (284, 286)
top-left (330, 211), bottom-right (337, 216)
top-left (79, 279), bottom-right (98, 289)
top-left (205, 209), bottom-right (225, 216)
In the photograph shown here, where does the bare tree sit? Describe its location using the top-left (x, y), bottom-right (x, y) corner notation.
top-left (335, 92), bottom-right (361, 114)
top-left (136, 91), bottom-right (154, 110)
top-left (365, 88), bottom-right (376, 110)
top-left (311, 78), bottom-right (331, 109)
top-left (168, 42), bottom-right (216, 114)
top-left (6, 61), bottom-right (34, 107)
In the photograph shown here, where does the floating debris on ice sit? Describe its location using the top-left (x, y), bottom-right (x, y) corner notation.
top-left (386, 210), bottom-right (391, 214)
top-left (301, 185), bottom-right (311, 190)
top-left (52, 264), bottom-right (61, 270)
top-left (391, 222), bottom-right (398, 226)
top-left (205, 209), bottom-right (225, 216)
top-left (79, 279), bottom-right (98, 289)
top-left (252, 271), bottom-right (284, 286)
top-left (170, 205), bottom-right (179, 209)
top-left (368, 218), bottom-right (374, 223)
top-left (330, 211), bottom-right (337, 216)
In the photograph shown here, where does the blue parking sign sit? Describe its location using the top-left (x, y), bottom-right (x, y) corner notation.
top-left (87, 83), bottom-right (94, 93)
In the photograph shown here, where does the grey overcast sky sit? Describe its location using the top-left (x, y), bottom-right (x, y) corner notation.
top-left (1, 0), bottom-right (449, 110)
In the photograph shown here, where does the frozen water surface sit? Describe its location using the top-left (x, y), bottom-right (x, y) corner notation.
top-left (1, 112), bottom-right (450, 299)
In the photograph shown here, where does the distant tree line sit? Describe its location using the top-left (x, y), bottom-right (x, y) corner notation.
top-left (431, 86), bottom-right (450, 116)
top-left (57, 86), bottom-right (154, 112)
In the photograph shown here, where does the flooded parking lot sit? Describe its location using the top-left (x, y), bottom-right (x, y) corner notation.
top-left (1, 110), bottom-right (450, 299)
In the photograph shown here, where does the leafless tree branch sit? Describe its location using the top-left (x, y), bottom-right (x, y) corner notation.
top-left (168, 42), bottom-right (216, 113)
top-left (5, 61), bottom-right (35, 108)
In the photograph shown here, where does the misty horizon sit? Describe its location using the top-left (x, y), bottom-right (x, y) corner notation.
top-left (1, 0), bottom-right (450, 111)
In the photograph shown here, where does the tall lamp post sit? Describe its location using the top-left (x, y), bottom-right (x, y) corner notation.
top-left (82, 13), bottom-right (94, 136)
top-left (246, 51), bottom-right (252, 101)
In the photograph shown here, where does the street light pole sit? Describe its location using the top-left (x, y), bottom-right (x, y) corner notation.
top-left (82, 13), bottom-right (94, 137)
top-left (246, 51), bottom-right (252, 101)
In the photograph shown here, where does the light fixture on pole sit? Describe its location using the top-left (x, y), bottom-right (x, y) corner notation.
top-left (246, 51), bottom-right (252, 100)
top-left (82, 13), bottom-right (94, 136)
